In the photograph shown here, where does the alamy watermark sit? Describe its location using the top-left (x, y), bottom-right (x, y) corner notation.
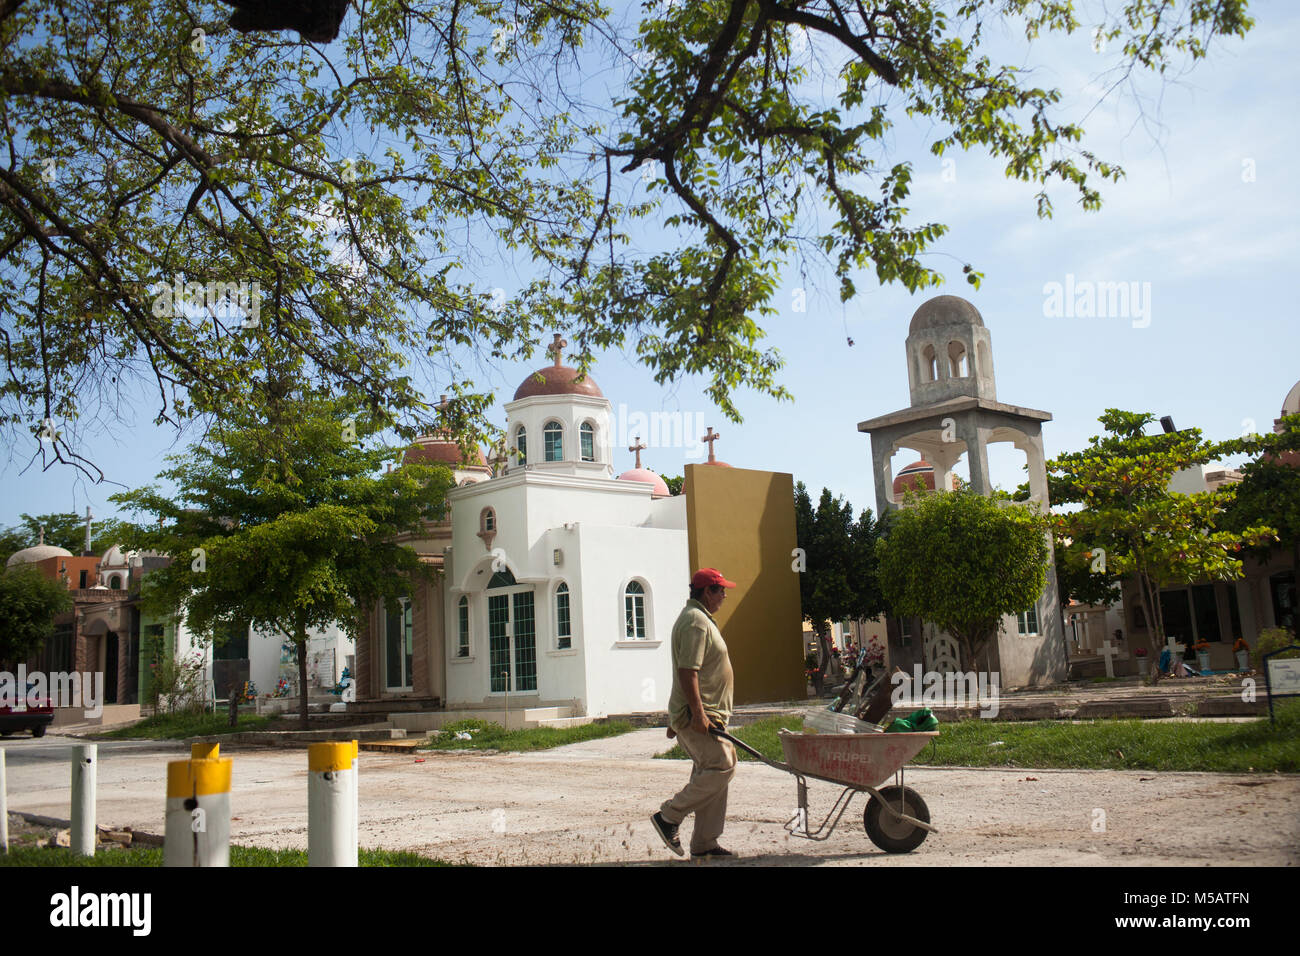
top-left (1, 666), bottom-right (104, 719)
top-left (1042, 274), bottom-right (1151, 329)
top-left (890, 665), bottom-right (1000, 718)
top-left (148, 277), bottom-right (262, 329)
top-left (614, 404), bottom-right (709, 459)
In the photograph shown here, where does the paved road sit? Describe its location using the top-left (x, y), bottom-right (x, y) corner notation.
top-left (4, 730), bottom-right (1296, 866)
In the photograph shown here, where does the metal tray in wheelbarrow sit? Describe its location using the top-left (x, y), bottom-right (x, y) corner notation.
top-left (778, 730), bottom-right (938, 790)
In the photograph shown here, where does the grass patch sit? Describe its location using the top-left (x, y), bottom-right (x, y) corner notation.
top-left (421, 718), bottom-right (634, 752)
top-left (100, 712), bottom-right (272, 740)
top-left (655, 701), bottom-right (1300, 773)
top-left (0, 845), bottom-right (452, 867)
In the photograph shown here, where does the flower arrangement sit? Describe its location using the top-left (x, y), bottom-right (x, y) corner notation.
top-left (1133, 647), bottom-right (1148, 657)
top-left (1232, 637), bottom-right (1249, 653)
top-left (1193, 640), bottom-right (1211, 651)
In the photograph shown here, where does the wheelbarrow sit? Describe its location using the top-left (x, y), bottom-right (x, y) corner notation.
top-left (710, 726), bottom-right (939, 853)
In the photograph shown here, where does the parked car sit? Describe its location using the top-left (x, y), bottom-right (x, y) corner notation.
top-left (0, 696), bottom-right (55, 737)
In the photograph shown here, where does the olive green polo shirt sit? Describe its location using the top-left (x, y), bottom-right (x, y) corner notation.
top-left (668, 599), bottom-right (734, 728)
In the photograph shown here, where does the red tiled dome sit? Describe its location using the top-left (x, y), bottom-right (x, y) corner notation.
top-left (513, 365), bottom-right (604, 401)
top-left (893, 460), bottom-right (936, 496)
top-left (403, 437), bottom-right (488, 469)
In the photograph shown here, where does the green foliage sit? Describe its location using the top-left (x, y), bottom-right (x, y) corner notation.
top-left (1047, 410), bottom-right (1276, 654)
top-left (793, 482), bottom-right (885, 636)
top-left (110, 386), bottom-right (454, 726)
top-left (876, 488), bottom-right (1050, 671)
top-left (423, 718), bottom-right (634, 752)
top-left (1252, 627), bottom-right (1300, 672)
top-left (0, 563), bottom-right (73, 666)
top-left (662, 475), bottom-right (684, 496)
top-left (0, 1), bottom-right (1254, 468)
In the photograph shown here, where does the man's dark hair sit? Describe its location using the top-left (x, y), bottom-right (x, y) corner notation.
top-left (690, 586), bottom-right (707, 601)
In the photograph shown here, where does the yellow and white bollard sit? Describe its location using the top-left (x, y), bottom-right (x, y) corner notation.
top-left (191, 742), bottom-right (219, 760)
top-left (164, 757), bottom-right (232, 867)
top-left (351, 740), bottom-right (359, 856)
top-left (70, 744), bottom-right (96, 857)
top-left (308, 741), bottom-right (357, 867)
top-left (0, 749), bottom-right (8, 854)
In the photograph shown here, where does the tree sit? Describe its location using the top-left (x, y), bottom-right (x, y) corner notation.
top-left (1046, 410), bottom-right (1276, 661)
top-left (0, 1), bottom-right (1253, 473)
top-left (0, 563), bottom-right (74, 668)
top-left (1222, 413), bottom-right (1300, 631)
top-left (110, 386), bottom-right (454, 727)
top-left (793, 481), bottom-right (884, 693)
top-left (0, 512), bottom-right (131, 565)
top-left (876, 488), bottom-right (1050, 673)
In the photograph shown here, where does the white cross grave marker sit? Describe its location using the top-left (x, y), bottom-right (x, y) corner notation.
top-left (1164, 634), bottom-right (1185, 673)
top-left (1099, 639), bottom-right (1119, 678)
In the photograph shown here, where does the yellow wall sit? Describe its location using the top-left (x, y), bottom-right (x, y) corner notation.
top-left (685, 464), bottom-right (806, 704)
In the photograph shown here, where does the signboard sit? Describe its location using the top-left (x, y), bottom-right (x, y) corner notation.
top-left (1263, 644), bottom-right (1300, 723)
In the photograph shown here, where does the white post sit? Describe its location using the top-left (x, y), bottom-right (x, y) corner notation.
top-left (1, 749), bottom-right (8, 854)
top-left (164, 757), bottom-right (232, 867)
top-left (308, 741), bottom-right (357, 867)
top-left (1099, 640), bottom-right (1118, 678)
top-left (351, 740), bottom-right (359, 859)
top-left (70, 744), bottom-right (96, 857)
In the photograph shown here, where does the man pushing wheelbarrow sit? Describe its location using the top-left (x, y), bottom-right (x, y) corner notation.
top-left (651, 568), bottom-right (738, 859)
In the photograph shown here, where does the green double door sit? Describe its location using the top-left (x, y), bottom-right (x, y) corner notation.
top-left (488, 590), bottom-right (538, 693)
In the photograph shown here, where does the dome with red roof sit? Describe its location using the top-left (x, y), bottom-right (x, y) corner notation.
top-left (893, 460), bottom-right (936, 496)
top-left (617, 467), bottom-right (670, 497)
top-left (404, 436), bottom-right (488, 470)
top-left (513, 333), bottom-right (603, 401)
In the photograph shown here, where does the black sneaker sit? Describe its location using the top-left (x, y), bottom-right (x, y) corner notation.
top-left (692, 846), bottom-right (735, 858)
top-left (651, 812), bottom-right (684, 857)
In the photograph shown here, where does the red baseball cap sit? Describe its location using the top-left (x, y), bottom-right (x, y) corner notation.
top-left (691, 568), bottom-right (737, 589)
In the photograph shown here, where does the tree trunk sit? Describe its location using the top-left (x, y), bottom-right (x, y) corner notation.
top-left (814, 622), bottom-right (832, 696)
top-left (297, 619), bottom-right (310, 730)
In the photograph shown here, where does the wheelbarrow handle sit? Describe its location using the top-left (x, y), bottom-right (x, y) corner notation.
top-left (708, 724), bottom-right (769, 763)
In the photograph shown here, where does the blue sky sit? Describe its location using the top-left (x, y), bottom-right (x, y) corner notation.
top-left (3, 2), bottom-right (1297, 532)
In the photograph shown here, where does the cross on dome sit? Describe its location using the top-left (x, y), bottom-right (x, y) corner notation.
top-left (547, 333), bottom-right (567, 368)
top-left (629, 435), bottom-right (647, 469)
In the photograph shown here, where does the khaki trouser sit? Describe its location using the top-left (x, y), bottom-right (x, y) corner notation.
top-left (660, 722), bottom-right (736, 853)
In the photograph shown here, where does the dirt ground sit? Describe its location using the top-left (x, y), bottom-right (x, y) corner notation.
top-left (4, 730), bottom-right (1297, 866)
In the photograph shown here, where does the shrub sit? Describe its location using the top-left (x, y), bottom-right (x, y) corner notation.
top-left (1252, 627), bottom-right (1300, 672)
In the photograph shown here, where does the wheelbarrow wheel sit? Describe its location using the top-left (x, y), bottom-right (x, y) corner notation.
top-left (864, 785), bottom-right (930, 853)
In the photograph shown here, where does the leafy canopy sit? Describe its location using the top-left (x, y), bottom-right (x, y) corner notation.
top-left (110, 391), bottom-right (455, 647)
top-left (0, 562), bottom-right (74, 667)
top-left (1047, 409), bottom-right (1276, 650)
top-left (0, 0), bottom-right (1254, 474)
top-left (793, 481), bottom-right (884, 637)
top-left (876, 487), bottom-right (1050, 671)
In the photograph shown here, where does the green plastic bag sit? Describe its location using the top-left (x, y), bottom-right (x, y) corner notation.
top-left (886, 707), bottom-right (938, 732)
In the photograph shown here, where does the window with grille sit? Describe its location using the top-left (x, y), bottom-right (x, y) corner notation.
top-left (544, 421), bottom-right (563, 461)
top-left (1017, 606), bottom-right (1039, 636)
top-left (580, 422), bottom-right (595, 462)
top-left (624, 580), bottom-right (647, 639)
top-left (556, 582), bottom-right (571, 649)
top-left (515, 426), bottom-right (527, 465)
top-left (457, 596), bottom-right (470, 658)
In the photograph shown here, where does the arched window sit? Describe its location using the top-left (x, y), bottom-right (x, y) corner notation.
top-left (580, 422), bottom-right (595, 462)
top-left (921, 344), bottom-right (937, 383)
top-left (109, 575), bottom-right (122, 590)
top-left (514, 426), bottom-right (527, 465)
top-left (624, 580), bottom-right (647, 640)
top-left (544, 421), bottom-right (563, 461)
top-left (948, 340), bottom-right (968, 377)
top-left (478, 507), bottom-right (497, 549)
top-left (555, 582), bottom-right (572, 649)
top-left (457, 596), bottom-right (470, 658)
